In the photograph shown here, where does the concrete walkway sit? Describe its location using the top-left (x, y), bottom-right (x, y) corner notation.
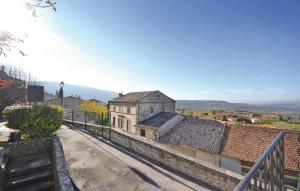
top-left (57, 126), bottom-right (211, 191)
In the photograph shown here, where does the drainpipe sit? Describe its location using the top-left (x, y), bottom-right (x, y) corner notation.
top-left (108, 102), bottom-right (111, 140)
top-left (136, 102), bottom-right (139, 135)
top-left (137, 102), bottom-right (139, 122)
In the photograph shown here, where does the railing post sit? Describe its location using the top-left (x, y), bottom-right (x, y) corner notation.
top-left (71, 109), bottom-right (74, 125)
top-left (101, 112), bottom-right (104, 137)
top-left (84, 111), bottom-right (87, 130)
top-left (109, 112), bottom-right (111, 140)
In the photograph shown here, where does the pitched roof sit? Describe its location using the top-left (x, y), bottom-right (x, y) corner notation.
top-left (109, 91), bottom-right (156, 103)
top-left (221, 125), bottom-right (300, 172)
top-left (0, 69), bottom-right (19, 81)
top-left (159, 117), bottom-right (226, 154)
top-left (138, 112), bottom-right (177, 128)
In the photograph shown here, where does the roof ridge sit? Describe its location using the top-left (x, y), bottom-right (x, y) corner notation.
top-left (136, 90), bottom-right (158, 101)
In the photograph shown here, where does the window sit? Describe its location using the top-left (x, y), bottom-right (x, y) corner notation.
top-left (113, 105), bottom-right (116, 112)
top-left (150, 107), bottom-right (154, 113)
top-left (127, 120), bottom-right (131, 132)
top-left (118, 116), bottom-right (125, 129)
top-left (141, 129), bottom-right (146, 137)
top-left (127, 107), bottom-right (131, 114)
top-left (121, 118), bottom-right (124, 129)
top-left (118, 118), bottom-right (121, 128)
top-left (113, 117), bottom-right (116, 127)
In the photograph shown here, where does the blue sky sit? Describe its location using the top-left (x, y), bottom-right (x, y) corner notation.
top-left (4, 0), bottom-right (300, 103)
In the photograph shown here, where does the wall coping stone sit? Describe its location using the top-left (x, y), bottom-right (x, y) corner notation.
top-left (52, 136), bottom-right (74, 191)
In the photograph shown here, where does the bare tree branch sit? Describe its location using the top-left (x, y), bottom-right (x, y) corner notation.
top-left (0, 0), bottom-right (57, 57)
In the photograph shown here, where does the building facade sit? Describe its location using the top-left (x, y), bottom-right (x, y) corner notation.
top-left (45, 95), bottom-right (84, 110)
top-left (108, 91), bottom-right (176, 135)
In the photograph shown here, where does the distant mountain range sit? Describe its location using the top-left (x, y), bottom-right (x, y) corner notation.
top-left (42, 81), bottom-right (118, 103)
top-left (42, 81), bottom-right (300, 112)
top-left (176, 100), bottom-right (300, 113)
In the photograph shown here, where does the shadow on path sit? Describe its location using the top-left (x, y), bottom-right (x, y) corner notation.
top-left (129, 167), bottom-right (160, 188)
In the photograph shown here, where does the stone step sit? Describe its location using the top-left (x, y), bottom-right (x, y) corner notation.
top-left (6, 169), bottom-right (52, 188)
top-left (7, 153), bottom-right (52, 177)
top-left (6, 181), bottom-right (55, 191)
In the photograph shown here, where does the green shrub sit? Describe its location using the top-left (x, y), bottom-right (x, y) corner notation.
top-left (4, 105), bottom-right (63, 139)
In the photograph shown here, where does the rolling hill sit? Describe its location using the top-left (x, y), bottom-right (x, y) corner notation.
top-left (42, 81), bottom-right (118, 103)
top-left (176, 100), bottom-right (300, 113)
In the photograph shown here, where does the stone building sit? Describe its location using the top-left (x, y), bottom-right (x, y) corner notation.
top-left (45, 96), bottom-right (84, 110)
top-left (108, 91), bottom-right (176, 135)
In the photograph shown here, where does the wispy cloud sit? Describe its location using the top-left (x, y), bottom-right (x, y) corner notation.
top-left (196, 90), bottom-right (214, 95)
top-left (227, 88), bottom-right (253, 93)
top-left (267, 88), bottom-right (285, 92)
top-left (253, 75), bottom-right (270, 81)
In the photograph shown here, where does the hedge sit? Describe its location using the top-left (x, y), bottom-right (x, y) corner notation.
top-left (3, 105), bottom-right (63, 139)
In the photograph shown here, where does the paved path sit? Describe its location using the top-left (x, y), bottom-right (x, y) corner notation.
top-left (58, 126), bottom-right (211, 191)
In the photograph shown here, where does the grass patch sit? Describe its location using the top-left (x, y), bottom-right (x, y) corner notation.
top-left (259, 122), bottom-right (300, 131)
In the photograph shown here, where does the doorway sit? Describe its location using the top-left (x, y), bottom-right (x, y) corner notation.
top-left (140, 129), bottom-right (146, 137)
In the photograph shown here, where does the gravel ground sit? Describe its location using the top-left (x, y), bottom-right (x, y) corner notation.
top-left (58, 125), bottom-right (211, 191)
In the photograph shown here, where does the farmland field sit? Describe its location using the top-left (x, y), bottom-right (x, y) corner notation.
top-left (258, 122), bottom-right (300, 131)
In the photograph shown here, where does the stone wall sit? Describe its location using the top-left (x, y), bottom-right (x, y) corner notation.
top-left (52, 136), bottom-right (74, 191)
top-left (64, 120), bottom-right (242, 190)
top-left (6, 137), bottom-right (52, 158)
top-left (136, 125), bottom-right (157, 139)
top-left (138, 102), bottom-right (175, 122)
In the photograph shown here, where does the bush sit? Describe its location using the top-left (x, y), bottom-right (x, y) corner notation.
top-left (221, 115), bottom-right (227, 121)
top-left (236, 117), bottom-right (252, 124)
top-left (4, 105), bottom-right (63, 139)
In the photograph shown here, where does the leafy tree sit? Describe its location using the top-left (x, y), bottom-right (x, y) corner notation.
top-left (279, 115), bottom-right (284, 121)
top-left (80, 101), bottom-right (108, 114)
top-left (236, 117), bottom-right (252, 124)
top-left (80, 101), bottom-right (109, 125)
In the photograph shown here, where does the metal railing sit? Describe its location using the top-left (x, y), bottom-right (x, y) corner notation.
top-left (234, 131), bottom-right (284, 191)
top-left (63, 109), bottom-right (108, 126)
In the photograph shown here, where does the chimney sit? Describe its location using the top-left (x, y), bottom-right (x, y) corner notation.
top-left (119, 91), bottom-right (124, 97)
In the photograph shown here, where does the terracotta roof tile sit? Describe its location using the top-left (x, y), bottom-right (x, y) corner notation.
top-left (221, 125), bottom-right (300, 172)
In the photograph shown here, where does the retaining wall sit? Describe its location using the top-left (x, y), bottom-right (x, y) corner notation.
top-left (63, 120), bottom-right (242, 190)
